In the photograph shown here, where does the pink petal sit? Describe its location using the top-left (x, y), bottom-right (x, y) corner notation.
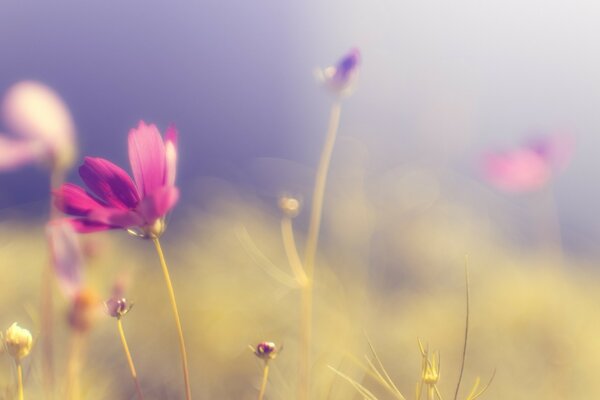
top-left (128, 121), bottom-right (166, 197)
top-left (47, 220), bottom-right (84, 298)
top-left (54, 183), bottom-right (108, 217)
top-left (79, 157), bottom-right (140, 209)
top-left (69, 219), bottom-right (115, 233)
top-left (482, 150), bottom-right (550, 192)
top-left (88, 207), bottom-right (144, 228)
top-left (0, 136), bottom-right (48, 170)
top-left (165, 124), bottom-right (178, 186)
top-left (527, 133), bottom-right (574, 171)
top-left (136, 186), bottom-right (179, 222)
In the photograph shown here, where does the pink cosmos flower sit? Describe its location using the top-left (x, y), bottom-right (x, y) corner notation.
top-left (54, 121), bottom-right (179, 236)
top-left (0, 81), bottom-right (76, 171)
top-left (315, 48), bottom-right (361, 97)
top-left (481, 133), bottom-right (574, 193)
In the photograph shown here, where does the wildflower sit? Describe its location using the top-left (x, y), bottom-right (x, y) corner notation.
top-left (481, 133), bottom-right (574, 193)
top-left (4, 323), bottom-right (33, 360)
top-left (315, 48), bottom-right (361, 97)
top-left (54, 121), bottom-right (179, 237)
top-left (253, 341), bottom-right (279, 361)
top-left (278, 195), bottom-right (301, 218)
top-left (47, 220), bottom-right (84, 298)
top-left (0, 81), bottom-right (76, 171)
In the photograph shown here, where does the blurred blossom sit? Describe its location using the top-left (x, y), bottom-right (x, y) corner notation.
top-left (68, 287), bottom-right (100, 333)
top-left (481, 133), bottom-right (574, 193)
top-left (47, 219), bottom-right (84, 298)
top-left (0, 81), bottom-right (76, 171)
top-left (54, 121), bottom-right (179, 237)
top-left (315, 48), bottom-right (361, 97)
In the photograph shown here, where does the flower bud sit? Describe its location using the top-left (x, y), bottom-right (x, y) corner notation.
top-left (254, 341), bottom-right (279, 361)
top-left (4, 323), bottom-right (32, 360)
top-left (278, 195), bottom-right (301, 218)
top-left (316, 48), bottom-right (361, 97)
top-left (105, 297), bottom-right (132, 319)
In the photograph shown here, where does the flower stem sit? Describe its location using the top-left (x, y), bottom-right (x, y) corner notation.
top-left (304, 101), bottom-right (342, 279)
top-left (298, 101), bottom-right (342, 400)
top-left (41, 169), bottom-right (65, 400)
top-left (117, 319), bottom-right (144, 400)
top-left (280, 217), bottom-right (308, 286)
top-left (66, 332), bottom-right (84, 400)
top-left (257, 362), bottom-right (270, 400)
top-left (152, 237), bottom-right (192, 400)
top-left (16, 360), bottom-right (24, 400)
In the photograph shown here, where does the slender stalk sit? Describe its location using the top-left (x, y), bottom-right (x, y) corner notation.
top-left (257, 362), bottom-right (270, 400)
top-left (304, 101), bottom-right (342, 278)
top-left (280, 217), bottom-right (308, 286)
top-left (453, 263), bottom-right (470, 400)
top-left (152, 237), bottom-right (192, 400)
top-left (427, 386), bottom-right (434, 400)
top-left (298, 101), bottom-right (342, 400)
top-left (41, 169), bottom-right (64, 399)
top-left (66, 333), bottom-right (84, 400)
top-left (117, 319), bottom-right (144, 400)
top-left (16, 360), bottom-right (24, 400)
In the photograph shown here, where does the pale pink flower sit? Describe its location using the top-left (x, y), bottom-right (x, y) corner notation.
top-left (0, 81), bottom-right (76, 171)
top-left (481, 133), bottom-right (574, 192)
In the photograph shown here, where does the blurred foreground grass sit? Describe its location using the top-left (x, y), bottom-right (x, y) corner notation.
top-left (0, 159), bottom-right (598, 400)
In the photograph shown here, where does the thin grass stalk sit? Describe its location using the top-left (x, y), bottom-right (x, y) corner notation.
top-left (453, 263), bottom-right (470, 400)
top-left (152, 237), bottom-right (191, 400)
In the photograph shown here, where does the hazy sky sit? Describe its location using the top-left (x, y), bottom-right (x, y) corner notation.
top-left (1, 0), bottom-right (600, 251)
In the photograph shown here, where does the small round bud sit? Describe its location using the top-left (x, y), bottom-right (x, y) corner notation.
top-left (4, 323), bottom-right (32, 360)
top-left (105, 297), bottom-right (132, 319)
top-left (278, 196), bottom-right (300, 218)
top-left (254, 341), bottom-right (279, 361)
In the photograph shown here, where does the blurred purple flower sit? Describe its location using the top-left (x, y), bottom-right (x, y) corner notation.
top-left (316, 48), bottom-right (361, 97)
top-left (47, 220), bottom-right (84, 299)
top-left (481, 133), bottom-right (574, 193)
top-left (54, 121), bottom-right (179, 236)
top-left (0, 81), bottom-right (76, 171)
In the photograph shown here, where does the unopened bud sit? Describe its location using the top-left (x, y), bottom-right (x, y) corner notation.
top-left (254, 341), bottom-right (279, 361)
top-left (105, 297), bottom-right (132, 319)
top-left (4, 323), bottom-right (32, 360)
top-left (278, 196), bottom-right (300, 218)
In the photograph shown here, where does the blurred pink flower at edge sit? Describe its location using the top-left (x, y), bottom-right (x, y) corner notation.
top-left (0, 81), bottom-right (76, 172)
top-left (481, 133), bottom-right (575, 193)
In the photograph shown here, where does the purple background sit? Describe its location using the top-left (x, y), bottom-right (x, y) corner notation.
top-left (2, 1), bottom-right (600, 253)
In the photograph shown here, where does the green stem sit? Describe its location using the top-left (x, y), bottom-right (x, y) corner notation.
top-left (257, 362), bottom-right (270, 400)
top-left (298, 101), bottom-right (342, 400)
top-left (16, 360), bottom-right (24, 400)
top-left (152, 237), bottom-right (192, 400)
top-left (117, 319), bottom-right (144, 400)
